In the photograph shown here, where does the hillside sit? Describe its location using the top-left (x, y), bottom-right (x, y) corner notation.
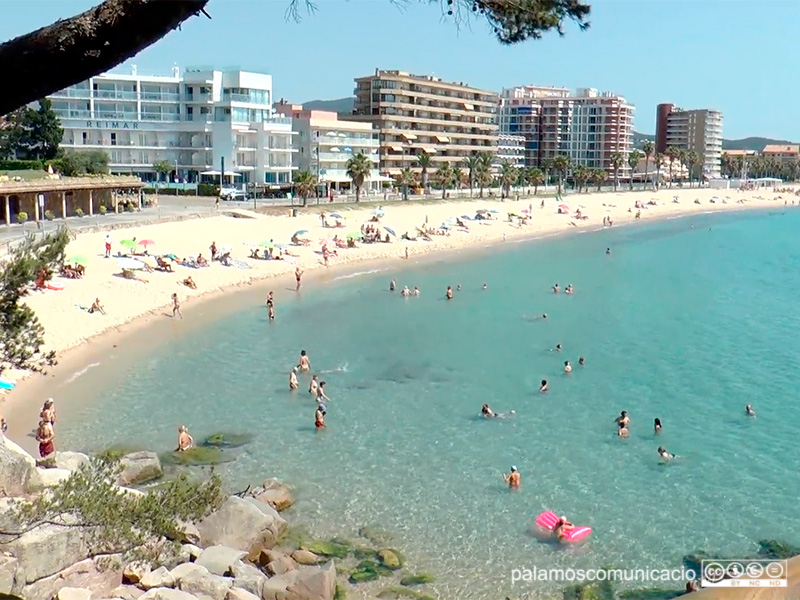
top-left (299, 98), bottom-right (794, 152)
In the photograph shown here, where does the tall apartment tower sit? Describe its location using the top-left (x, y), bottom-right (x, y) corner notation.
top-left (655, 104), bottom-right (723, 179)
top-left (498, 86), bottom-right (635, 172)
top-left (348, 69), bottom-right (499, 176)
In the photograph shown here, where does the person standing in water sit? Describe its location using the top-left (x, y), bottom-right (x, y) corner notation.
top-left (177, 425), bottom-right (193, 452)
top-left (564, 361), bottom-right (572, 374)
top-left (617, 421), bottom-right (629, 437)
top-left (654, 418), bottom-right (662, 433)
top-left (298, 350), bottom-right (311, 372)
top-left (746, 404), bottom-right (756, 417)
top-left (316, 381), bottom-right (330, 404)
top-left (171, 293), bottom-right (182, 319)
top-left (503, 466), bottom-right (521, 489)
top-left (309, 375), bottom-right (319, 395)
top-left (553, 283), bottom-right (560, 294)
top-left (539, 380), bottom-right (548, 393)
top-left (615, 411), bottom-right (630, 427)
top-left (295, 267), bottom-right (303, 291)
top-left (315, 405), bottom-right (326, 429)
top-left (446, 286), bottom-right (453, 300)
top-left (289, 368), bottom-right (299, 391)
top-left (36, 420), bottom-right (55, 458)
top-left (657, 446), bottom-right (674, 461)
top-left (389, 279), bottom-right (396, 292)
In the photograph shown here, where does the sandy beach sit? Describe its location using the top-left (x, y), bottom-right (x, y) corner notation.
top-left (0, 186), bottom-right (793, 423)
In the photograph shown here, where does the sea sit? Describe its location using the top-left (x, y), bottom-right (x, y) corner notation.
top-left (57, 207), bottom-right (800, 599)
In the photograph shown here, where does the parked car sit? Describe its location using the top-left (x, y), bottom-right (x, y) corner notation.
top-left (220, 187), bottom-right (247, 201)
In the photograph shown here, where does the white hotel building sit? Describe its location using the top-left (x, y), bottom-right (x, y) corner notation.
top-left (48, 67), bottom-right (296, 185)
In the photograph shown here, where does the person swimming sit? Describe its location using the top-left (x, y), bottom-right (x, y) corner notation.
top-left (578, 356), bottom-right (585, 366)
top-left (502, 466), bottom-right (520, 489)
top-left (553, 283), bottom-right (560, 294)
top-left (389, 279), bottom-right (396, 292)
top-left (657, 446), bottom-right (675, 461)
top-left (553, 343), bottom-right (562, 352)
top-left (482, 403), bottom-right (495, 418)
top-left (456, 284), bottom-right (462, 291)
top-left (746, 404), bottom-right (756, 417)
top-left (539, 379), bottom-right (548, 393)
top-left (606, 248), bottom-right (611, 255)
top-left (615, 411), bottom-right (630, 427)
top-left (554, 516), bottom-right (575, 542)
top-left (617, 421), bottom-right (629, 437)
top-left (564, 360), bottom-right (572, 374)
top-left (565, 284), bottom-right (574, 295)
top-left (289, 367), bottom-right (299, 391)
top-left (482, 283), bottom-right (488, 290)
top-left (446, 286), bottom-right (454, 300)
top-left (401, 286), bottom-right (411, 297)
top-left (654, 418), bottom-right (662, 433)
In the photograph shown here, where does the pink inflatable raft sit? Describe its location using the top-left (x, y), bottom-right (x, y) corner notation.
top-left (536, 511), bottom-right (592, 543)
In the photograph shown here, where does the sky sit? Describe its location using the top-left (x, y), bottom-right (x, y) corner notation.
top-left (2, 0), bottom-right (797, 140)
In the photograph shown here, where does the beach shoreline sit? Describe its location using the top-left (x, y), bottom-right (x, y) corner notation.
top-left (1, 186), bottom-right (794, 446)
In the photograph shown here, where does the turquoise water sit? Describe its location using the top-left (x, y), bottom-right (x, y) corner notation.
top-left (59, 208), bottom-right (800, 598)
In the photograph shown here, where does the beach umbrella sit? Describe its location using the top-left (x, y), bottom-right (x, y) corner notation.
top-left (117, 257), bottom-right (146, 271)
top-left (383, 226), bottom-right (397, 237)
top-left (67, 255), bottom-right (88, 265)
top-left (137, 239), bottom-right (155, 247)
top-left (292, 230), bottom-right (309, 238)
top-left (489, 209), bottom-right (500, 214)
top-left (164, 253), bottom-right (179, 261)
top-left (259, 240), bottom-right (274, 248)
top-left (274, 243), bottom-right (288, 250)
top-left (476, 209), bottom-right (488, 214)
top-left (440, 222), bottom-right (450, 230)
top-left (119, 239), bottom-right (137, 249)
top-left (460, 215), bottom-right (472, 220)
top-left (558, 204), bottom-right (570, 213)
top-left (329, 213), bottom-right (344, 219)
top-left (347, 231), bottom-right (363, 241)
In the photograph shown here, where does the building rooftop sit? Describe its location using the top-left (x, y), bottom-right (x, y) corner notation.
top-left (356, 69), bottom-right (498, 94)
top-left (763, 144), bottom-right (799, 154)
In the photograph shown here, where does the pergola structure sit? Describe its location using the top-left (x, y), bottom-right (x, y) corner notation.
top-left (0, 177), bottom-right (144, 225)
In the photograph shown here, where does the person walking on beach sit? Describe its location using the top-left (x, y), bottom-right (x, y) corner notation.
top-left (210, 242), bottom-right (217, 261)
top-left (104, 234), bottom-right (112, 258)
top-left (503, 466), bottom-right (520, 489)
top-left (298, 350), bottom-right (311, 372)
top-left (177, 425), bottom-right (193, 451)
top-left (295, 267), bottom-right (303, 291)
top-left (171, 293), bottom-right (182, 319)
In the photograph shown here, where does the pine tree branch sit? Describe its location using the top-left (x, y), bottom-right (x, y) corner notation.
top-left (0, 0), bottom-right (210, 116)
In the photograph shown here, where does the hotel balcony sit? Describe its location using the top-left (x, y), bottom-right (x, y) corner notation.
top-left (93, 90), bottom-right (138, 101)
top-left (140, 113), bottom-right (181, 122)
top-left (51, 87), bottom-right (91, 99)
top-left (140, 92), bottom-right (181, 103)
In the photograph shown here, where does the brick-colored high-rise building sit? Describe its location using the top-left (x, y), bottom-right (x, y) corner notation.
top-left (655, 104), bottom-right (723, 179)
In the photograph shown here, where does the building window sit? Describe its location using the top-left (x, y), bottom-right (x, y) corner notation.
top-left (110, 133), bottom-right (117, 146)
top-left (82, 132), bottom-right (88, 145)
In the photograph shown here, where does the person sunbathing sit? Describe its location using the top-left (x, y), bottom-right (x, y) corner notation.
top-left (196, 253), bottom-right (208, 266)
top-left (122, 269), bottom-right (148, 283)
top-left (183, 276), bottom-right (197, 289)
top-left (156, 256), bottom-right (173, 272)
top-left (88, 297), bottom-right (105, 314)
top-left (554, 516), bottom-right (575, 542)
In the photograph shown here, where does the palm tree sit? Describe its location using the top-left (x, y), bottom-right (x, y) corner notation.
top-left (462, 155), bottom-right (480, 198)
top-left (666, 146), bottom-right (681, 188)
top-left (415, 153), bottom-right (432, 193)
top-left (552, 155), bottom-right (571, 195)
top-left (453, 166), bottom-right (464, 191)
top-left (475, 151), bottom-right (494, 198)
top-left (592, 169), bottom-right (607, 192)
top-left (498, 161), bottom-right (518, 199)
top-left (572, 166), bottom-right (590, 193)
top-left (642, 140), bottom-right (654, 190)
top-left (517, 167), bottom-right (529, 195)
top-left (654, 153), bottom-right (665, 188)
top-left (293, 170), bottom-right (317, 207)
top-left (529, 168), bottom-right (544, 195)
top-left (627, 150), bottom-right (643, 190)
top-left (346, 152), bottom-right (371, 203)
top-left (677, 148), bottom-right (688, 186)
top-left (433, 162), bottom-right (456, 199)
top-left (609, 152), bottom-right (624, 192)
top-left (395, 168), bottom-right (417, 201)
top-left (686, 149), bottom-right (699, 187)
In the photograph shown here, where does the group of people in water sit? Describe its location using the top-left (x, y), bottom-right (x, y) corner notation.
top-left (288, 350), bottom-right (329, 429)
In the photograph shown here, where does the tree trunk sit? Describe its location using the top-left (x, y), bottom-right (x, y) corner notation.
top-left (533, 184), bottom-right (538, 195)
top-left (442, 186), bottom-right (446, 200)
top-left (644, 160), bottom-right (650, 191)
top-left (0, 0), bottom-right (209, 115)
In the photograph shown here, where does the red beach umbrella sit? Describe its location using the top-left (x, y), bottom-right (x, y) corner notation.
top-left (138, 239), bottom-right (155, 247)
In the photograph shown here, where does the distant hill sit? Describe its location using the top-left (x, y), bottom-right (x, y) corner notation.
top-left (300, 98), bottom-right (795, 152)
top-left (300, 97), bottom-right (354, 114)
top-left (633, 131), bottom-right (796, 152)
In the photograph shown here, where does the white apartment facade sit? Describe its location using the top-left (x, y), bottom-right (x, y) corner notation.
top-left (496, 134), bottom-right (525, 169)
top-left (48, 67), bottom-right (296, 186)
top-left (275, 103), bottom-right (387, 192)
top-left (498, 86), bottom-right (635, 173)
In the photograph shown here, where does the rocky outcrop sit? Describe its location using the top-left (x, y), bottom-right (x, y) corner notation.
top-left (1, 521), bottom-right (90, 584)
top-left (290, 551), bottom-right (320, 566)
top-left (18, 555), bottom-right (120, 600)
top-left (139, 566), bottom-right (175, 590)
top-left (139, 589), bottom-right (198, 600)
top-left (110, 585), bottom-right (145, 600)
top-left (170, 563), bottom-right (209, 584)
top-left (196, 497), bottom-right (287, 553)
top-left (228, 560), bottom-right (268, 598)
top-left (0, 554), bottom-right (19, 594)
top-left (261, 563), bottom-right (336, 600)
top-left (123, 562), bottom-right (150, 585)
top-left (27, 466), bottom-right (73, 490)
top-left (56, 587), bottom-right (92, 600)
top-left (178, 569), bottom-right (232, 600)
top-left (226, 587), bottom-right (260, 600)
top-left (195, 546), bottom-right (247, 577)
top-left (266, 553), bottom-right (297, 576)
top-left (249, 479), bottom-right (294, 512)
top-left (0, 433), bottom-right (36, 496)
top-left (118, 451), bottom-right (163, 486)
top-left (54, 451), bottom-right (90, 472)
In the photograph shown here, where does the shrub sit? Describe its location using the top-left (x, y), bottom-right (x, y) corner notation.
top-left (197, 183), bottom-right (219, 197)
top-left (43, 210), bottom-right (54, 221)
top-left (98, 205), bottom-right (107, 215)
top-left (74, 207), bottom-right (84, 217)
top-left (0, 159), bottom-right (44, 171)
top-left (16, 212), bottom-right (27, 224)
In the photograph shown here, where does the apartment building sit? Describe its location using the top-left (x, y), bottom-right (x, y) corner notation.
top-left (348, 69), bottom-right (499, 176)
top-left (49, 66), bottom-right (296, 185)
top-left (498, 86), bottom-right (635, 172)
top-left (762, 144), bottom-right (799, 163)
top-left (275, 102), bottom-right (388, 192)
top-left (655, 104), bottom-right (723, 179)
top-left (496, 134), bottom-right (526, 169)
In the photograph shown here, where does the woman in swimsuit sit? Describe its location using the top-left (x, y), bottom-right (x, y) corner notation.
top-left (315, 406), bottom-right (326, 429)
top-left (40, 398), bottom-right (56, 426)
top-left (177, 425), bottom-right (193, 452)
top-left (554, 516), bottom-right (575, 542)
top-left (289, 368), bottom-right (299, 391)
top-left (36, 420), bottom-right (55, 458)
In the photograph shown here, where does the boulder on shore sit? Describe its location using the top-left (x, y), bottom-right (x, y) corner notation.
top-left (196, 496), bottom-right (287, 553)
top-left (0, 521), bottom-right (90, 584)
top-left (250, 479), bottom-right (294, 512)
top-left (118, 451), bottom-right (163, 486)
top-left (194, 546), bottom-right (247, 577)
top-left (139, 566), bottom-right (176, 590)
top-left (0, 433), bottom-right (36, 496)
top-left (54, 451), bottom-right (90, 472)
top-left (27, 466), bottom-right (72, 490)
top-left (139, 588), bottom-right (199, 600)
top-left (19, 555), bottom-right (121, 600)
top-left (178, 568), bottom-right (232, 600)
top-left (261, 562), bottom-right (336, 600)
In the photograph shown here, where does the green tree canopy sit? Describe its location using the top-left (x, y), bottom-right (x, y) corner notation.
top-left (0, 100), bottom-right (62, 160)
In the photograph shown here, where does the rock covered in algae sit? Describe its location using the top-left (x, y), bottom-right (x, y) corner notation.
top-left (758, 539), bottom-right (800, 559)
top-left (347, 560), bottom-right (394, 584)
top-left (202, 432), bottom-right (254, 449)
top-left (94, 444), bottom-right (145, 462)
top-left (358, 525), bottom-right (393, 546)
top-left (305, 538), bottom-right (352, 559)
top-left (377, 549), bottom-right (403, 570)
top-left (159, 446), bottom-right (236, 466)
top-left (376, 587), bottom-right (435, 600)
top-left (399, 573), bottom-right (435, 587)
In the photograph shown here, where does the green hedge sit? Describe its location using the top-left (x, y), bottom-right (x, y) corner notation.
top-left (0, 159), bottom-right (44, 171)
top-left (142, 187), bottom-right (198, 197)
top-left (198, 183), bottom-right (219, 197)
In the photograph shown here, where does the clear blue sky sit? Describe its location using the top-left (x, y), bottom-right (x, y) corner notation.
top-left (2, 0), bottom-right (796, 140)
